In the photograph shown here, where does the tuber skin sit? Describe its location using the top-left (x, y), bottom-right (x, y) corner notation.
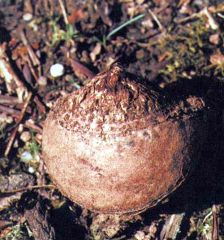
top-left (42, 64), bottom-right (208, 214)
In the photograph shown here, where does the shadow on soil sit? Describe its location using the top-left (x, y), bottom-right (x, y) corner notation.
top-left (155, 77), bottom-right (224, 215)
top-left (50, 203), bottom-right (88, 240)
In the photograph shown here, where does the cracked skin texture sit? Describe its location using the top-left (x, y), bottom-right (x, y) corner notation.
top-left (42, 64), bottom-right (208, 214)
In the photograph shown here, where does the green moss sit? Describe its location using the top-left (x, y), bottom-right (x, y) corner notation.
top-left (156, 18), bottom-right (215, 82)
top-left (0, 223), bottom-right (32, 240)
top-left (49, 17), bottom-right (78, 46)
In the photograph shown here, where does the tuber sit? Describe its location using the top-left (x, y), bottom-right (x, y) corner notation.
top-left (42, 64), bottom-right (208, 214)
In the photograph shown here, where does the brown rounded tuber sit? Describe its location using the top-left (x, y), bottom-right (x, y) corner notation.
top-left (42, 64), bottom-right (208, 214)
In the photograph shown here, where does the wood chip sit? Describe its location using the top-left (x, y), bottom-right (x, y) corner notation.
top-left (0, 173), bottom-right (35, 211)
top-left (24, 202), bottom-right (55, 240)
top-left (160, 213), bottom-right (185, 239)
top-left (70, 59), bottom-right (95, 81)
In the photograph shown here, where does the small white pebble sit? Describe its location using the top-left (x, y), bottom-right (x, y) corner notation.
top-left (34, 153), bottom-right (40, 162)
top-left (38, 76), bottom-right (47, 86)
top-left (209, 33), bottom-right (219, 45)
top-left (134, 231), bottom-right (145, 240)
top-left (50, 63), bottom-right (65, 78)
top-left (90, 43), bottom-right (101, 62)
top-left (46, 102), bottom-right (53, 108)
top-left (21, 151), bottom-right (33, 163)
top-left (18, 124), bottom-right (24, 133)
top-left (23, 13), bottom-right (33, 21)
top-left (141, 18), bottom-right (154, 29)
top-left (29, 21), bottom-right (38, 32)
top-left (136, 0), bottom-right (145, 4)
top-left (148, 223), bottom-right (157, 237)
top-left (26, 119), bottom-right (35, 125)
top-left (13, 140), bottom-right (19, 148)
top-left (28, 166), bottom-right (35, 174)
top-left (6, 116), bottom-right (13, 124)
top-left (36, 133), bottom-right (42, 141)
top-left (20, 131), bottom-right (31, 142)
top-left (0, 113), bottom-right (13, 124)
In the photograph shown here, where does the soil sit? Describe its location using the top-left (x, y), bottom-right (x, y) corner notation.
top-left (1, 0), bottom-right (224, 239)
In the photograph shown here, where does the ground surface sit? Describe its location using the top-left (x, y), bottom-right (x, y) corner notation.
top-left (1, 0), bottom-right (224, 239)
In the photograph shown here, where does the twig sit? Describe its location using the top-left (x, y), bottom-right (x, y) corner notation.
top-left (212, 204), bottom-right (220, 240)
top-left (0, 220), bottom-right (13, 230)
top-left (202, 210), bottom-right (212, 224)
top-left (13, 92), bottom-right (32, 125)
top-left (20, 30), bottom-right (40, 67)
top-left (0, 43), bottom-right (28, 101)
top-left (217, 13), bottom-right (224, 19)
top-left (0, 39), bottom-right (45, 119)
top-left (58, 0), bottom-right (68, 25)
top-left (24, 120), bottom-right (43, 134)
top-left (0, 104), bottom-right (33, 119)
top-left (0, 184), bottom-right (55, 195)
top-left (175, 7), bottom-right (219, 30)
top-left (175, 12), bottom-right (199, 24)
top-left (4, 92), bottom-right (32, 157)
top-left (23, 61), bottom-right (39, 83)
top-left (97, 2), bottom-right (112, 26)
top-left (208, 5), bottom-right (224, 14)
top-left (0, 104), bottom-right (20, 117)
top-left (148, 8), bottom-right (163, 31)
top-left (0, 95), bottom-right (20, 105)
top-left (160, 213), bottom-right (185, 239)
top-left (202, 7), bottom-right (219, 30)
top-left (33, 96), bottom-right (47, 114)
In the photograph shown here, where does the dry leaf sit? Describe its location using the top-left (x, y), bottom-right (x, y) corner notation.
top-left (90, 43), bottom-right (102, 62)
top-left (210, 53), bottom-right (224, 65)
